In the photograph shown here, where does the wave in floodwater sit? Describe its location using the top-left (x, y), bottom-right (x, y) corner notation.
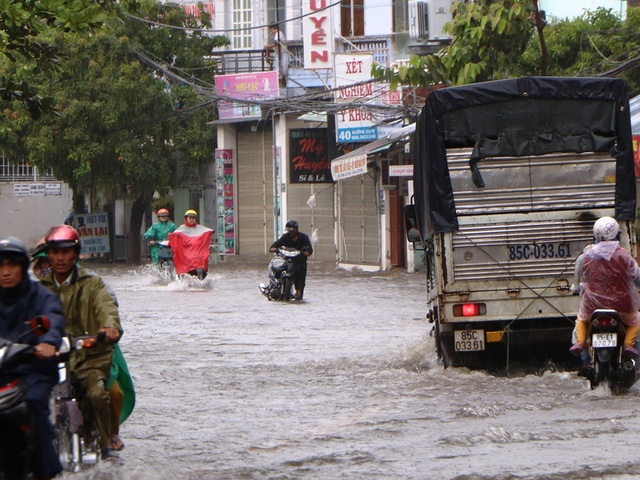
top-left (62, 264), bottom-right (640, 480)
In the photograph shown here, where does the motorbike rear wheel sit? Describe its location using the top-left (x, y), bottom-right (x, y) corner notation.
top-left (592, 360), bottom-right (610, 389)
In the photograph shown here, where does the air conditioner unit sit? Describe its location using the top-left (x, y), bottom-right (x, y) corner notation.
top-left (408, 0), bottom-right (453, 41)
top-left (408, 0), bottom-right (428, 39)
top-left (427, 0), bottom-right (453, 41)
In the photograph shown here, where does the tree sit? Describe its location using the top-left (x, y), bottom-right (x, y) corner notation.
top-left (373, 2), bottom-right (640, 95)
top-left (0, 1), bottom-right (227, 263)
top-left (0, 0), bottom-right (117, 117)
top-left (371, 0), bottom-right (535, 88)
top-left (515, 6), bottom-right (640, 93)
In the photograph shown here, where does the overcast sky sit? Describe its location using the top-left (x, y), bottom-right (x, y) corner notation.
top-left (539, 0), bottom-right (626, 20)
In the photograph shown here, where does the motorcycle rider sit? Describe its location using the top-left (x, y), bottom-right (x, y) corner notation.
top-left (31, 237), bottom-right (52, 280)
top-left (570, 216), bottom-right (640, 359)
top-left (144, 208), bottom-right (177, 265)
top-left (0, 236), bottom-right (64, 479)
top-left (269, 219), bottom-right (313, 300)
top-left (39, 225), bottom-right (123, 461)
top-left (169, 210), bottom-right (214, 278)
top-left (31, 237), bottom-right (133, 453)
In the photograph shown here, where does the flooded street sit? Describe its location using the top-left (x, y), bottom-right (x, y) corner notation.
top-left (63, 262), bottom-right (640, 480)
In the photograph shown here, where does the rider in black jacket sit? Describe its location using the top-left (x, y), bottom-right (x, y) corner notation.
top-left (0, 236), bottom-right (64, 479)
top-left (269, 220), bottom-right (313, 300)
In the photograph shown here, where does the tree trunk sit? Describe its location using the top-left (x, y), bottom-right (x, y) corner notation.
top-left (532, 0), bottom-right (548, 76)
top-left (127, 196), bottom-right (150, 264)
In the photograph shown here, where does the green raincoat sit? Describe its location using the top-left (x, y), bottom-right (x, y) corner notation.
top-left (144, 220), bottom-right (177, 264)
top-left (107, 344), bottom-right (135, 423)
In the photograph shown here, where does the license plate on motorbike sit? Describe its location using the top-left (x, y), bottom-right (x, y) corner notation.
top-left (592, 333), bottom-right (617, 348)
top-left (454, 330), bottom-right (485, 351)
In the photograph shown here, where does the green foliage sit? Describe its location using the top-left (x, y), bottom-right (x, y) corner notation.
top-left (515, 7), bottom-right (640, 93)
top-left (0, 0), bottom-right (220, 207)
top-left (0, 0), bottom-right (116, 117)
top-left (372, 2), bottom-right (640, 96)
top-left (371, 0), bottom-right (534, 87)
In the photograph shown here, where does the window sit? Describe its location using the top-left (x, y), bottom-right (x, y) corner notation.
top-left (267, 0), bottom-right (286, 26)
top-left (341, 0), bottom-right (364, 37)
top-left (394, 0), bottom-right (409, 33)
top-left (232, 0), bottom-right (252, 49)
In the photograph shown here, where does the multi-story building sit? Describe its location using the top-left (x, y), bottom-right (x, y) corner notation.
top-left (197, 0), bottom-right (454, 270)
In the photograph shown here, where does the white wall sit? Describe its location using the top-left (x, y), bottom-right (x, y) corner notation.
top-left (1, 182), bottom-right (73, 250)
top-left (365, 0), bottom-right (393, 36)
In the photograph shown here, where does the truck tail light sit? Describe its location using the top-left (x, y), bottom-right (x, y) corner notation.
top-left (453, 303), bottom-right (486, 317)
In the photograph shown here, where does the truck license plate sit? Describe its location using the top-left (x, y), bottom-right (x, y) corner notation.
top-left (592, 333), bottom-right (617, 348)
top-left (454, 330), bottom-right (485, 352)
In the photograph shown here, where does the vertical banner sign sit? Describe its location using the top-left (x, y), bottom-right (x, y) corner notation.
top-left (289, 129), bottom-right (333, 183)
top-left (334, 53), bottom-right (377, 143)
top-left (303, 0), bottom-right (334, 70)
top-left (74, 213), bottom-right (110, 254)
top-left (215, 149), bottom-right (237, 255)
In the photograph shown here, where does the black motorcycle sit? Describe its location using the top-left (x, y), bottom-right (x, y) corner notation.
top-left (53, 334), bottom-right (103, 473)
top-left (157, 241), bottom-right (175, 276)
top-left (581, 309), bottom-right (637, 394)
top-left (0, 316), bottom-right (51, 480)
top-left (259, 247), bottom-right (301, 301)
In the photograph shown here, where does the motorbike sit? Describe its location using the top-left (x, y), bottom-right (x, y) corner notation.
top-left (156, 240), bottom-right (175, 276)
top-left (52, 334), bottom-right (104, 473)
top-left (259, 247), bottom-right (301, 301)
top-left (580, 309), bottom-right (637, 394)
top-left (0, 316), bottom-right (51, 480)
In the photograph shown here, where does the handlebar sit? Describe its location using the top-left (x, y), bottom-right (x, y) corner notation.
top-left (58, 332), bottom-right (106, 360)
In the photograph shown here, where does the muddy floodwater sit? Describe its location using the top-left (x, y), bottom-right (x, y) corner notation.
top-left (61, 263), bottom-right (640, 480)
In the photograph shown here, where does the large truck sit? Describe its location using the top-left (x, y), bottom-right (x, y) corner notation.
top-left (411, 76), bottom-right (637, 368)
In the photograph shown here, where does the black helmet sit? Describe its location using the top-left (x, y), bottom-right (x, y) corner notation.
top-left (0, 236), bottom-right (30, 269)
top-left (285, 219), bottom-right (299, 230)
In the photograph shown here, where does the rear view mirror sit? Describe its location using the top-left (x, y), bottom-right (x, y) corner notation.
top-left (27, 315), bottom-right (50, 336)
top-left (403, 204), bottom-right (422, 243)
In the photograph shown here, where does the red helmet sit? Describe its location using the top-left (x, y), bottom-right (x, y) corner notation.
top-left (157, 208), bottom-right (169, 217)
top-left (45, 225), bottom-right (81, 250)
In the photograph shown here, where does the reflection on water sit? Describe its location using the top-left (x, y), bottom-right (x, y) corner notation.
top-left (62, 264), bottom-right (640, 480)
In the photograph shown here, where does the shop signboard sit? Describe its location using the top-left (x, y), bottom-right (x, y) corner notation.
top-left (331, 154), bottom-right (367, 181)
top-left (215, 149), bottom-right (237, 255)
top-left (74, 213), bottom-right (110, 254)
top-left (214, 72), bottom-right (279, 121)
top-left (302, 0), bottom-right (334, 70)
top-left (13, 183), bottom-right (62, 196)
top-left (289, 129), bottom-right (332, 183)
top-left (334, 53), bottom-right (376, 143)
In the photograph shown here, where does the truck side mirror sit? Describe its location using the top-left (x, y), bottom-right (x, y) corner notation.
top-left (403, 204), bottom-right (422, 243)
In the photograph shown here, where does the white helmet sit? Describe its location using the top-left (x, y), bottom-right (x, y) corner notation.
top-left (593, 216), bottom-right (620, 242)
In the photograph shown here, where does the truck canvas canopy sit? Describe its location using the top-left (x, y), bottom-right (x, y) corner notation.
top-left (414, 76), bottom-right (636, 239)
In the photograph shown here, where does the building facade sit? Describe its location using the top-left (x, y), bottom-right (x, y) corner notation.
top-left (203, 0), bottom-right (451, 270)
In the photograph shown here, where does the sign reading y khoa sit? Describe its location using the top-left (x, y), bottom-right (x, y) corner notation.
top-left (303, 0), bottom-right (334, 70)
top-left (334, 53), bottom-right (377, 143)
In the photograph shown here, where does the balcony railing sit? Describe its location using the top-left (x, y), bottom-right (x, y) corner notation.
top-left (0, 154), bottom-right (54, 182)
top-left (209, 49), bottom-right (275, 76)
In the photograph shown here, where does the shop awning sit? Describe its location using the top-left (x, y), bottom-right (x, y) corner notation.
top-left (330, 123), bottom-right (415, 181)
